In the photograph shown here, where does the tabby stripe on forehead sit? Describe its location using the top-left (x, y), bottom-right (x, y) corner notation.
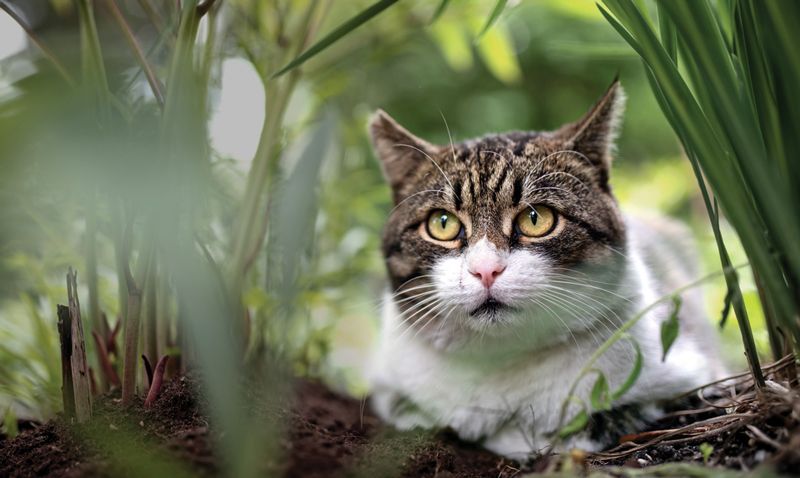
top-left (471, 168), bottom-right (482, 197)
top-left (453, 180), bottom-right (463, 210)
top-left (492, 163), bottom-right (510, 192)
top-left (512, 177), bottom-right (523, 206)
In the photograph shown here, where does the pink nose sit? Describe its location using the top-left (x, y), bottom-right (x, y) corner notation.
top-left (469, 262), bottom-right (506, 289)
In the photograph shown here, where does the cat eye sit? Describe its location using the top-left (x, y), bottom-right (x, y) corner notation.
top-left (426, 209), bottom-right (462, 241)
top-left (515, 205), bottom-right (556, 238)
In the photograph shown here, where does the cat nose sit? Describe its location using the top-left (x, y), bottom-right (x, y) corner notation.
top-left (469, 262), bottom-right (506, 289)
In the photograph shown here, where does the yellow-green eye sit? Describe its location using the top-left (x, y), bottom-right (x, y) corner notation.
top-left (426, 209), bottom-right (462, 241)
top-left (516, 205), bottom-right (556, 238)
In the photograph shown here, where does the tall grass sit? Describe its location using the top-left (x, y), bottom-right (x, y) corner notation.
top-left (2, 0), bottom-right (400, 474)
top-left (598, 0), bottom-right (800, 384)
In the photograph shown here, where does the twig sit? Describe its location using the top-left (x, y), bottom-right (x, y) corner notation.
top-left (104, 0), bottom-right (165, 107)
top-left (0, 2), bottom-right (75, 86)
top-left (745, 424), bottom-right (783, 449)
top-left (593, 413), bottom-right (756, 460)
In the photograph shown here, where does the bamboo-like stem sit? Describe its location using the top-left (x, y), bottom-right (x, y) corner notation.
top-left (120, 233), bottom-right (155, 406)
top-left (137, 0), bottom-right (165, 32)
top-left (143, 257), bottom-right (158, 369)
top-left (105, 0), bottom-right (165, 107)
top-left (84, 195), bottom-right (106, 392)
top-left (229, 0), bottom-right (321, 291)
top-left (0, 2), bottom-right (75, 86)
top-left (112, 212), bottom-right (129, 329)
top-left (156, 265), bottom-right (170, 360)
top-left (76, 0), bottom-right (110, 119)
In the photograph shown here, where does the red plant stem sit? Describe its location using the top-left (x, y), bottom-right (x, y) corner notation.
top-left (141, 354), bottom-right (154, 388)
top-left (144, 355), bottom-right (169, 408)
top-left (92, 330), bottom-right (121, 387)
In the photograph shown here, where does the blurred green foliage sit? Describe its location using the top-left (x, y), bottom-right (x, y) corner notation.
top-left (0, 0), bottom-right (762, 429)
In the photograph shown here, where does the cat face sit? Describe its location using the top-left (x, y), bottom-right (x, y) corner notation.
top-left (371, 82), bottom-right (628, 344)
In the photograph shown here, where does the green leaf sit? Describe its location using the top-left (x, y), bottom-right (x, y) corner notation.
top-left (611, 337), bottom-right (643, 400)
top-left (558, 405), bottom-right (589, 438)
top-left (475, 0), bottom-right (508, 40)
top-left (2, 407), bottom-right (18, 439)
top-left (699, 442), bottom-right (714, 464)
top-left (660, 295), bottom-right (682, 362)
top-left (474, 22), bottom-right (522, 84)
top-left (272, 0), bottom-right (400, 78)
top-left (429, 0), bottom-right (451, 24)
top-left (589, 371), bottom-right (611, 411)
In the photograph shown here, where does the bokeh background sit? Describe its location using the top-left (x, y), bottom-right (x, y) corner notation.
top-left (0, 0), bottom-right (764, 429)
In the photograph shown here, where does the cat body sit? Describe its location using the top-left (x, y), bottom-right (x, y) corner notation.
top-left (367, 82), bottom-right (725, 459)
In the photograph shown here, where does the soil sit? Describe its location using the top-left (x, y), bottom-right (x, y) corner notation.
top-left (1, 374), bottom-right (798, 477)
top-left (0, 377), bottom-right (520, 478)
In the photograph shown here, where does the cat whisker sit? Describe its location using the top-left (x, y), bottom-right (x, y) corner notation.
top-left (438, 109), bottom-right (459, 165)
top-left (389, 189), bottom-right (445, 215)
top-left (528, 171), bottom-right (592, 195)
top-left (393, 143), bottom-right (456, 196)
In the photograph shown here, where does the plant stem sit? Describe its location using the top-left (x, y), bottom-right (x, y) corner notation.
top-left (555, 262), bottom-right (752, 439)
top-left (120, 234), bottom-right (155, 406)
top-left (0, 2), bottom-right (75, 86)
top-left (76, 0), bottom-right (110, 119)
top-left (105, 0), bottom-right (165, 107)
top-left (229, 0), bottom-right (321, 292)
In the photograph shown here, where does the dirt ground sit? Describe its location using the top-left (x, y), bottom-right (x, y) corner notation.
top-left (1, 371), bottom-right (798, 477)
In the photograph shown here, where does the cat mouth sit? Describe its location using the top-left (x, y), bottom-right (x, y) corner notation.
top-left (469, 298), bottom-right (511, 320)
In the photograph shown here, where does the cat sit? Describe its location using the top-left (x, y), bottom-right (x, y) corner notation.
top-left (366, 80), bottom-right (726, 460)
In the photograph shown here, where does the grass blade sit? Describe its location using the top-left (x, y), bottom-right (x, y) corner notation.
top-left (272, 0), bottom-right (400, 78)
top-left (475, 0), bottom-right (508, 40)
top-left (429, 0), bottom-right (450, 24)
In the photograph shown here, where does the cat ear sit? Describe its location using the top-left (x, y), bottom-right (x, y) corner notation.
top-left (557, 79), bottom-right (625, 184)
top-left (369, 109), bottom-right (439, 202)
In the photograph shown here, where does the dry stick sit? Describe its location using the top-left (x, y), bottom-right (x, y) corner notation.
top-left (144, 355), bottom-right (169, 408)
top-left (105, 0), bottom-right (165, 107)
top-left (65, 269), bottom-right (93, 422)
top-left (0, 2), bottom-right (75, 86)
top-left (57, 305), bottom-right (76, 420)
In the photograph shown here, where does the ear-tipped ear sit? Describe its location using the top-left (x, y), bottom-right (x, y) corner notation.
top-left (557, 79), bottom-right (626, 185)
top-left (369, 109), bottom-right (439, 202)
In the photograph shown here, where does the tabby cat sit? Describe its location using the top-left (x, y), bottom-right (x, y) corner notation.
top-left (367, 81), bottom-right (725, 458)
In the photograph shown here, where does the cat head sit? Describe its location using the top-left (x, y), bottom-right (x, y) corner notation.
top-left (370, 81), bottom-right (629, 347)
